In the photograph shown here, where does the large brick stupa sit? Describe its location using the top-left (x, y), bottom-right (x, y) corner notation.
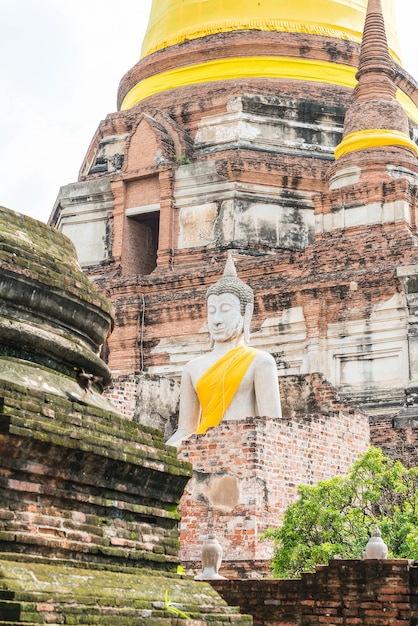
top-left (50, 0), bottom-right (418, 574)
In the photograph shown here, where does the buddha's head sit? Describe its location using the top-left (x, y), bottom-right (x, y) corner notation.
top-left (206, 253), bottom-right (254, 345)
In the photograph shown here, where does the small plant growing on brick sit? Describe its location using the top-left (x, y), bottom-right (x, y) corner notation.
top-left (173, 154), bottom-right (192, 165)
top-left (264, 446), bottom-right (418, 578)
top-left (164, 589), bottom-right (190, 623)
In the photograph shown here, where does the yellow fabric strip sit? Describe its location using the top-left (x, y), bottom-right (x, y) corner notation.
top-left (335, 129), bottom-right (418, 159)
top-left (120, 56), bottom-right (418, 125)
top-left (195, 345), bottom-right (257, 434)
top-left (121, 56), bottom-right (357, 109)
top-left (141, 0), bottom-right (400, 63)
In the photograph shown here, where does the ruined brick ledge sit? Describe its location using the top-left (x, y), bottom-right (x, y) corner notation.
top-left (211, 558), bottom-right (418, 626)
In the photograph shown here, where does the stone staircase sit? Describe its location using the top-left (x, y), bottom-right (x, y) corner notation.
top-left (0, 556), bottom-right (251, 625)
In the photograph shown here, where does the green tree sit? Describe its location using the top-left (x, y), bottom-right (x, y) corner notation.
top-left (264, 447), bottom-right (418, 578)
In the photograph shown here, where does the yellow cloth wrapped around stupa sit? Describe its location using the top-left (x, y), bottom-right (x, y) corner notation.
top-left (195, 345), bottom-right (257, 434)
top-left (141, 0), bottom-right (400, 61)
top-left (122, 0), bottom-right (418, 122)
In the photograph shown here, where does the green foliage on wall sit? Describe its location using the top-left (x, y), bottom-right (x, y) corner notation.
top-left (264, 447), bottom-right (418, 578)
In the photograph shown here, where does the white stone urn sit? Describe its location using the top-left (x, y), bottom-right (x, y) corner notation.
top-left (194, 532), bottom-right (226, 580)
top-left (363, 525), bottom-right (388, 559)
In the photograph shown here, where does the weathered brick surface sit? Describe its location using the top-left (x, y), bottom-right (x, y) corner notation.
top-left (117, 29), bottom-right (360, 108)
top-left (0, 207), bottom-right (113, 388)
top-left (178, 388), bottom-right (369, 575)
top-left (370, 414), bottom-right (418, 467)
top-left (0, 377), bottom-right (191, 571)
top-left (211, 559), bottom-right (417, 626)
top-left (89, 212), bottom-right (418, 383)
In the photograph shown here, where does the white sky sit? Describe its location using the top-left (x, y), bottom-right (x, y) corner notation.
top-left (0, 0), bottom-right (416, 224)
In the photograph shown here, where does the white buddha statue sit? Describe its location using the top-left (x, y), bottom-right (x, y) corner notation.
top-left (167, 253), bottom-right (281, 447)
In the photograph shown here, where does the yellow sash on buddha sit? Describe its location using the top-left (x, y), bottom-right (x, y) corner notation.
top-left (196, 345), bottom-right (257, 434)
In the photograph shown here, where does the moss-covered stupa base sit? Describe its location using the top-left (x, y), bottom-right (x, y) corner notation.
top-left (0, 362), bottom-right (250, 625)
top-left (0, 367), bottom-right (191, 569)
top-left (0, 554), bottom-right (250, 625)
top-left (0, 206), bottom-right (249, 624)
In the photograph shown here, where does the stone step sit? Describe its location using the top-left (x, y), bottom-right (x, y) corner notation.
top-left (0, 597), bottom-right (246, 625)
top-left (0, 594), bottom-right (14, 601)
top-left (3, 601), bottom-right (183, 625)
top-left (0, 557), bottom-right (251, 625)
top-left (0, 623), bottom-right (39, 626)
top-left (0, 601), bottom-right (21, 623)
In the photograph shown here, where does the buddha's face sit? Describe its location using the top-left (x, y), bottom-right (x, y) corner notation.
top-left (207, 293), bottom-right (244, 343)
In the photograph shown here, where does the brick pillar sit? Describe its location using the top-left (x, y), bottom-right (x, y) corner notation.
top-left (110, 179), bottom-right (126, 270)
top-left (157, 168), bottom-right (175, 269)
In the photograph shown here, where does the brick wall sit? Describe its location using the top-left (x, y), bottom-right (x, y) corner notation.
top-left (371, 414), bottom-right (418, 467)
top-left (104, 371), bottom-right (180, 437)
top-left (93, 222), bottom-right (416, 377)
top-left (178, 400), bottom-right (369, 576)
top-left (211, 558), bottom-right (417, 625)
